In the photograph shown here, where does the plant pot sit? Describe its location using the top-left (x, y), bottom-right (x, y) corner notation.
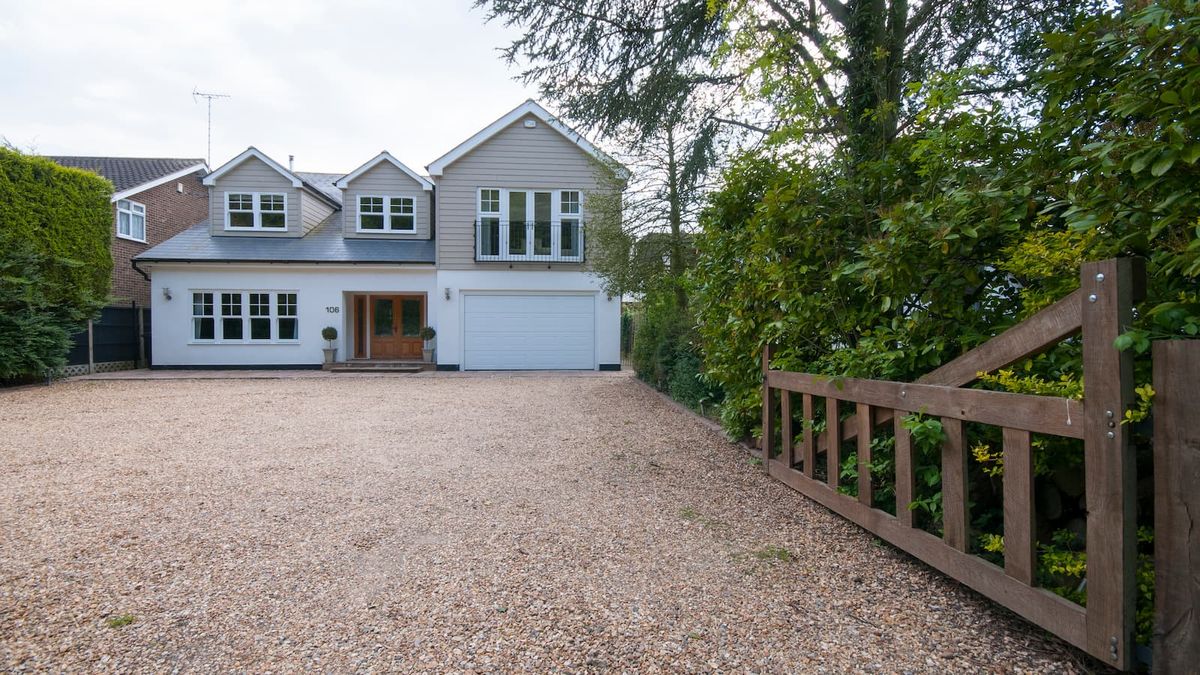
top-left (422, 348), bottom-right (434, 363)
top-left (322, 347), bottom-right (338, 364)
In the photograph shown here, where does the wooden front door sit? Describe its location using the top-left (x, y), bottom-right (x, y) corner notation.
top-left (368, 295), bottom-right (424, 359)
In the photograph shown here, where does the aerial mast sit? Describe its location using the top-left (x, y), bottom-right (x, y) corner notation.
top-left (192, 87), bottom-right (231, 165)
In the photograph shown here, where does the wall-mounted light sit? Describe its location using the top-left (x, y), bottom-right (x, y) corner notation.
top-left (443, 287), bottom-right (452, 300)
top-left (162, 287), bottom-right (173, 301)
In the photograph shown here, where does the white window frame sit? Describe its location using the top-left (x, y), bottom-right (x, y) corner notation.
top-left (191, 292), bottom-right (215, 341)
top-left (475, 188), bottom-right (584, 261)
top-left (188, 290), bottom-right (301, 344)
top-left (224, 192), bottom-right (288, 231)
top-left (116, 199), bottom-right (146, 243)
top-left (356, 194), bottom-right (417, 233)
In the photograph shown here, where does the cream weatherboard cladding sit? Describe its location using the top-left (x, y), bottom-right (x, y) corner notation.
top-left (434, 113), bottom-right (608, 270)
top-left (208, 158), bottom-right (302, 237)
top-left (341, 162), bottom-right (432, 239)
top-left (299, 190), bottom-right (336, 235)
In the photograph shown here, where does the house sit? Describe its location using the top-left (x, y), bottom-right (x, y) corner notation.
top-left (47, 156), bottom-right (209, 308)
top-left (134, 100), bottom-right (625, 371)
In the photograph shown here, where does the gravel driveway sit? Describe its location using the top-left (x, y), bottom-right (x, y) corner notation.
top-left (1, 374), bottom-right (1095, 672)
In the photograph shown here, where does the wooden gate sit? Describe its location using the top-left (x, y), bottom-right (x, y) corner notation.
top-left (760, 258), bottom-right (1198, 670)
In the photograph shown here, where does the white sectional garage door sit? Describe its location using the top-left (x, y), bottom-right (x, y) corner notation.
top-left (463, 293), bottom-right (596, 370)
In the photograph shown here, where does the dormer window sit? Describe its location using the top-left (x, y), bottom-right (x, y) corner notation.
top-left (358, 195), bottom-right (416, 232)
top-left (226, 192), bottom-right (287, 230)
top-left (116, 199), bottom-right (146, 242)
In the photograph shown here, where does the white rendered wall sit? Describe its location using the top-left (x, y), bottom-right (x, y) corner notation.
top-left (147, 263), bottom-right (437, 366)
top-left (434, 269), bottom-right (620, 369)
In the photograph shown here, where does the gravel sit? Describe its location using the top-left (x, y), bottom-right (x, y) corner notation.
top-left (0, 374), bottom-right (1099, 672)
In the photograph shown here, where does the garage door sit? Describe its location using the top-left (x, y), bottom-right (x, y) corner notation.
top-left (463, 294), bottom-right (596, 370)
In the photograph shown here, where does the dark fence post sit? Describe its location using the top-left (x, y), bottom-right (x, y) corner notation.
top-left (1152, 340), bottom-right (1200, 673)
top-left (86, 319), bottom-right (95, 375)
top-left (137, 306), bottom-right (147, 368)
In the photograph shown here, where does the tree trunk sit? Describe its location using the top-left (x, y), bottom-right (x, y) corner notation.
top-left (666, 126), bottom-right (688, 307)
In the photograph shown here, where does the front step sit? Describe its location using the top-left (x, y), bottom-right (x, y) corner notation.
top-left (323, 360), bottom-right (433, 373)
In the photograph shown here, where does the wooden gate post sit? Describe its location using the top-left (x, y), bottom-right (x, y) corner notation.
top-left (1152, 340), bottom-right (1200, 673)
top-left (1081, 258), bottom-right (1140, 670)
top-left (762, 344), bottom-right (776, 471)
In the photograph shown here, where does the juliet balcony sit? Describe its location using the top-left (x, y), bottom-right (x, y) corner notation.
top-left (474, 220), bottom-right (585, 263)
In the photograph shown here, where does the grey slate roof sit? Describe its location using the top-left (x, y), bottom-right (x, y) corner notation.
top-left (295, 171), bottom-right (343, 205)
top-left (47, 156), bottom-right (206, 192)
top-left (134, 214), bottom-right (435, 265)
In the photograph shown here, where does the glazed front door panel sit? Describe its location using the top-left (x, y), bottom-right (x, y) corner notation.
top-left (368, 295), bottom-right (424, 359)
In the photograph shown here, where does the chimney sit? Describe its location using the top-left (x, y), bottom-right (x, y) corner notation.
top-left (288, 154), bottom-right (294, 172)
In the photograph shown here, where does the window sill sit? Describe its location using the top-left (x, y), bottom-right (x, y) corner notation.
top-left (476, 256), bottom-right (584, 263)
top-left (116, 233), bottom-right (147, 244)
top-left (188, 340), bottom-right (301, 346)
top-left (355, 229), bottom-right (418, 235)
top-left (223, 226), bottom-right (289, 232)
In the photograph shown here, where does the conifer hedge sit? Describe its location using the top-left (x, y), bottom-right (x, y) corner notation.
top-left (0, 148), bottom-right (112, 379)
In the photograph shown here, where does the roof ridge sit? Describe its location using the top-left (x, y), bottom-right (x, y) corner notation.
top-left (46, 155), bottom-right (206, 162)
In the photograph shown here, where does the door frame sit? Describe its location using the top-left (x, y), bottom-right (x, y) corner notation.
top-left (352, 292), bottom-right (427, 360)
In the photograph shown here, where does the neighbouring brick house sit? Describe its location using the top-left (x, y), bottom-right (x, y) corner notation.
top-left (48, 156), bottom-right (209, 307)
top-left (44, 156), bottom-right (208, 373)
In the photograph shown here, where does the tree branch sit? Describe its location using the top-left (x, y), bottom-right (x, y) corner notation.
top-left (711, 116), bottom-right (775, 135)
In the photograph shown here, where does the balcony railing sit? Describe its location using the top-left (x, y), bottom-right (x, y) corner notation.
top-left (475, 220), bottom-right (585, 263)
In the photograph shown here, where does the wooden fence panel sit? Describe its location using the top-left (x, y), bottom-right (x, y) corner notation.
top-left (821, 289), bottom-right (1087, 452)
top-left (1152, 341), bottom-right (1200, 673)
top-left (782, 391), bottom-right (794, 468)
top-left (757, 257), bottom-right (1150, 668)
top-left (767, 371), bottom-right (1083, 438)
top-left (857, 403), bottom-right (872, 506)
top-left (1003, 427), bottom-right (1035, 585)
top-left (762, 345), bottom-right (776, 471)
top-left (826, 398), bottom-right (840, 489)
top-left (941, 418), bottom-right (968, 552)
top-left (802, 394), bottom-right (815, 478)
top-left (894, 415), bottom-right (914, 528)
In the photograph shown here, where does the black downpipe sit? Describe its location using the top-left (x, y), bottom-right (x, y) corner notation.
top-left (131, 258), bottom-right (151, 282)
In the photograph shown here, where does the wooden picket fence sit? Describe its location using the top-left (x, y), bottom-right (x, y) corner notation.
top-left (759, 258), bottom-right (1199, 671)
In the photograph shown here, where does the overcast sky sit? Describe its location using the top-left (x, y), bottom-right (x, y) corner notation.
top-left (0, 0), bottom-right (539, 174)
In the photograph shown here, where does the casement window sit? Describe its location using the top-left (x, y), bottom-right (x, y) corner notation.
top-left (560, 191), bottom-right (581, 258)
top-left (357, 195), bottom-right (416, 232)
top-left (476, 188), bottom-right (584, 260)
top-left (117, 199), bottom-right (146, 242)
top-left (225, 192), bottom-right (287, 230)
top-left (478, 188), bottom-right (501, 256)
top-left (192, 292), bottom-right (214, 340)
top-left (191, 290), bottom-right (299, 343)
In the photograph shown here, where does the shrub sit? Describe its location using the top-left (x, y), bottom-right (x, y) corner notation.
top-left (0, 149), bottom-right (111, 379)
top-left (630, 286), bottom-right (688, 390)
top-left (321, 326), bottom-right (338, 342)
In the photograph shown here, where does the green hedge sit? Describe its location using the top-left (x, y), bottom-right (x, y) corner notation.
top-left (631, 285), bottom-right (723, 413)
top-left (0, 148), bottom-right (112, 378)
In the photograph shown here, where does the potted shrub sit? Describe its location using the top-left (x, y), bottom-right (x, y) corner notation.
top-left (418, 326), bottom-right (436, 363)
top-left (321, 326), bottom-right (338, 364)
